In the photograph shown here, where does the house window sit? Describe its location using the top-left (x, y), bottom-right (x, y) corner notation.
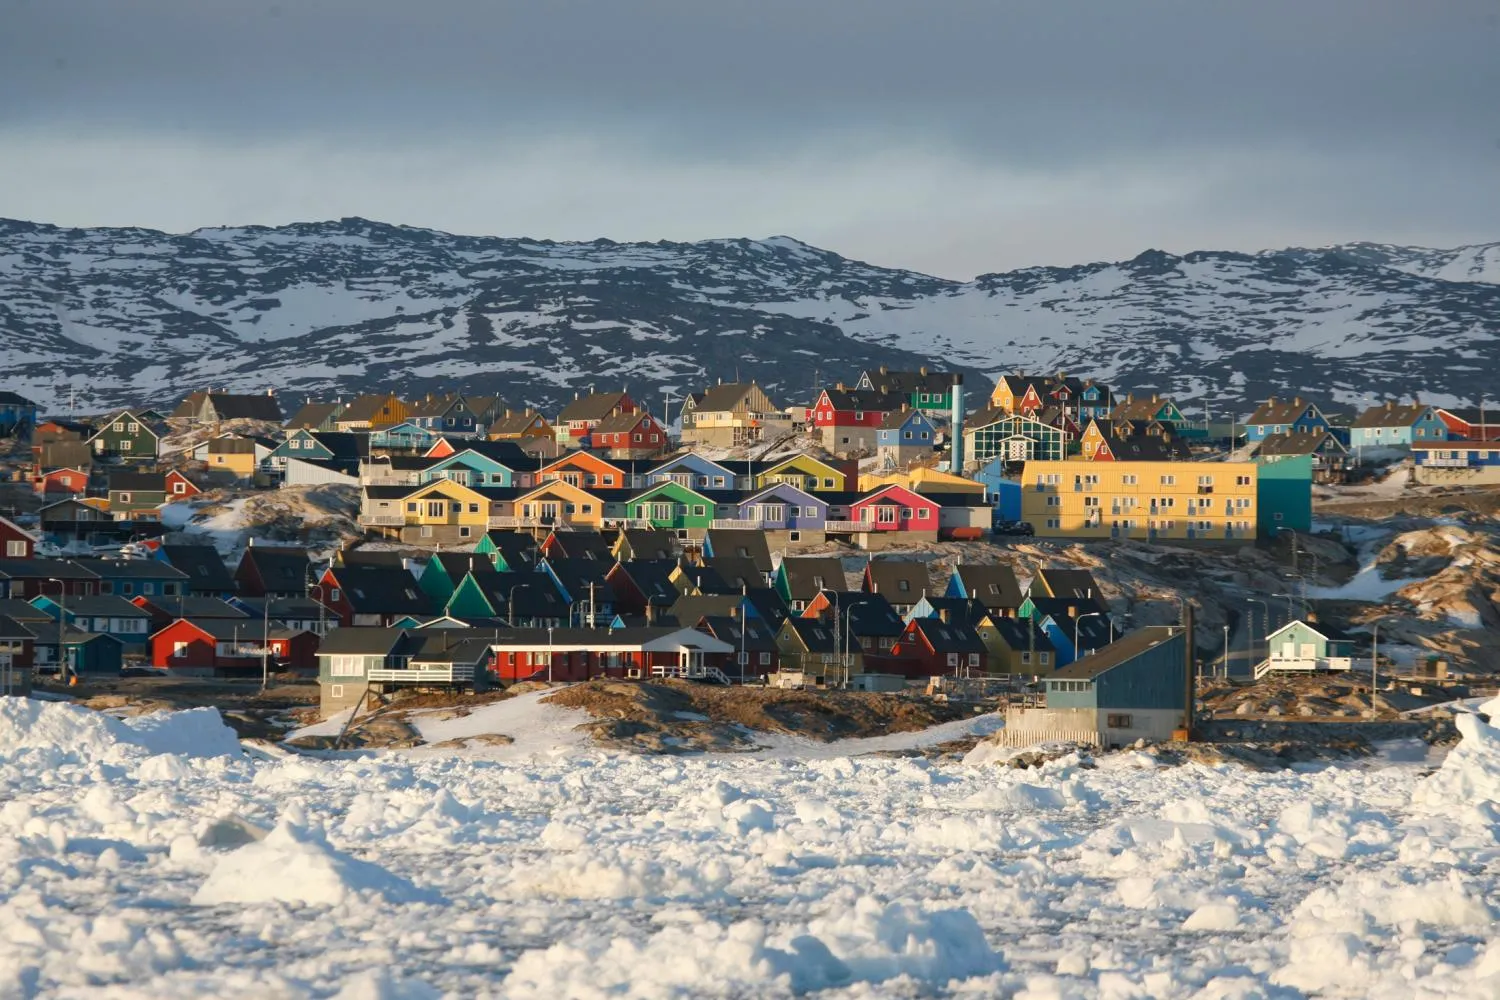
top-left (946, 652), bottom-right (958, 666)
top-left (173, 482), bottom-right (186, 494)
top-left (759, 651), bottom-right (772, 665)
top-left (331, 655), bottom-right (365, 676)
top-left (468, 504), bottom-right (480, 513)
top-left (172, 641), bottom-right (188, 658)
top-left (916, 509), bottom-right (929, 520)
top-left (459, 526), bottom-right (471, 539)
top-left (968, 653), bottom-right (980, 666)
top-left (1107, 714), bottom-right (1133, 729)
top-left (1236, 475), bottom-right (1252, 486)
top-left (121, 440), bottom-right (132, 451)
top-left (119, 492), bottom-right (131, 503)
top-left (5, 541), bottom-right (26, 557)
top-left (854, 411), bottom-right (864, 420)
top-left (1160, 475), bottom-right (1175, 485)
top-left (1046, 518), bottom-right (1060, 529)
top-left (633, 433), bottom-right (642, 442)
top-left (692, 505), bottom-right (706, 517)
top-left (1020, 651), bottom-right (1031, 664)
top-left (407, 503), bottom-right (418, 512)
top-left (331, 684), bottom-right (344, 698)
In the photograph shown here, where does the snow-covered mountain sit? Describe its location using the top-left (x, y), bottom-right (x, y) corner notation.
top-left (1, 217), bottom-right (1496, 418)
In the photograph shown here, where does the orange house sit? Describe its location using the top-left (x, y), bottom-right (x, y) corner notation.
top-left (514, 480), bottom-right (605, 529)
top-left (537, 451), bottom-right (629, 490)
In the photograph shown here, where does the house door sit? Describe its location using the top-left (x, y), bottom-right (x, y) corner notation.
top-left (1299, 643), bottom-right (1317, 658)
top-left (540, 502), bottom-right (559, 522)
top-left (1280, 641), bottom-right (1297, 660)
top-left (425, 500), bottom-right (445, 519)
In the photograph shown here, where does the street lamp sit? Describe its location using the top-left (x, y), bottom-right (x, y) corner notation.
top-left (507, 583), bottom-right (532, 627)
top-left (819, 589), bottom-right (842, 684)
top-left (1275, 526), bottom-right (1299, 576)
top-left (1272, 592), bottom-right (1302, 620)
top-left (1221, 624), bottom-right (1230, 679)
top-left (1370, 621), bottom-right (1381, 709)
top-left (1074, 611), bottom-right (1103, 661)
top-left (546, 625), bottom-right (554, 683)
top-left (1248, 598), bottom-right (1268, 667)
top-left (47, 577), bottom-right (66, 684)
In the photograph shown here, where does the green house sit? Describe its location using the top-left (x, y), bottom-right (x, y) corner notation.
top-left (626, 482), bottom-right (716, 531)
top-left (88, 411), bottom-right (161, 461)
top-left (1263, 619), bottom-right (1355, 670)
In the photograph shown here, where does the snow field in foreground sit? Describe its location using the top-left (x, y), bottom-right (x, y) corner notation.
top-left (2, 696), bottom-right (1500, 998)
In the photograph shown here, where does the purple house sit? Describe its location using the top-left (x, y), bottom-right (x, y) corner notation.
top-left (724, 484), bottom-right (827, 539)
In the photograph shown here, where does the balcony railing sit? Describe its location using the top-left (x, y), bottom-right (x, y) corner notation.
top-left (823, 520), bottom-right (866, 532)
top-left (488, 516), bottom-right (545, 528)
top-left (367, 664), bottom-right (476, 684)
top-left (361, 515), bottom-right (407, 526)
top-left (711, 518), bottom-right (787, 530)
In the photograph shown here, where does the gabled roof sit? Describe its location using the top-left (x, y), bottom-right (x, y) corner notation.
top-left (905, 617), bottom-right (986, 653)
top-left (609, 559), bottom-right (681, 606)
top-left (704, 529), bottom-right (773, 572)
top-left (818, 388), bottom-right (905, 412)
top-left (542, 558), bottom-right (617, 604)
top-left (329, 564), bottom-right (429, 615)
top-left (136, 595), bottom-right (247, 619)
top-left (481, 530), bottom-right (538, 568)
top-left (285, 402), bottom-right (341, 429)
top-left (308, 431), bottom-right (368, 460)
top-left (982, 615), bottom-right (1056, 655)
top-left (1048, 626), bottom-right (1182, 679)
top-left (1027, 595), bottom-right (1108, 621)
top-left (878, 407), bottom-right (929, 430)
top-left (780, 615), bottom-right (862, 654)
top-left (864, 560), bottom-right (930, 601)
top-left (543, 529), bottom-right (613, 561)
top-left (779, 556), bottom-right (847, 600)
top-left (558, 391), bottom-right (633, 423)
top-left (0, 557), bottom-right (101, 581)
top-left (337, 394), bottom-right (405, 424)
top-left (859, 368), bottom-right (954, 395)
top-left (1351, 401), bottom-right (1435, 429)
top-left (696, 615), bottom-right (779, 652)
top-left (239, 546), bottom-right (312, 587)
top-left (0, 599), bottom-right (53, 621)
top-left (315, 626), bottom-right (410, 656)
top-left (0, 391), bottom-right (36, 408)
top-left (696, 557), bottom-right (765, 593)
top-left (438, 438), bottom-right (544, 470)
top-left (109, 471), bottom-right (168, 493)
top-left (487, 408), bottom-right (551, 435)
top-left (206, 393), bottom-right (283, 422)
top-left (0, 614), bottom-right (37, 640)
top-left (618, 528), bottom-right (677, 560)
top-left (818, 591), bottom-right (906, 637)
top-left (1257, 430), bottom-right (1346, 457)
top-left (71, 558), bottom-right (188, 581)
top-left (912, 596), bottom-right (991, 628)
top-left (161, 544), bottom-right (236, 591)
top-left (1111, 395), bottom-right (1180, 422)
top-left (1265, 618), bottom-right (1355, 643)
top-left (1045, 612), bottom-right (1116, 653)
top-left (1103, 433), bottom-right (1191, 462)
top-left (1245, 396), bottom-right (1322, 427)
top-left (955, 564), bottom-right (1024, 609)
top-left (693, 382), bottom-right (771, 412)
top-left (592, 410), bottom-right (658, 436)
top-left (35, 594), bottom-right (151, 618)
top-left (1034, 568), bottom-right (1104, 602)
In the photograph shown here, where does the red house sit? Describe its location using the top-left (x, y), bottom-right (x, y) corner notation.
top-left (808, 388), bottom-right (903, 455)
top-left (35, 468), bottom-right (89, 496)
top-left (149, 618), bottom-right (320, 675)
top-left (556, 391), bottom-right (638, 443)
top-left (1436, 408), bottom-right (1500, 442)
top-left (588, 411), bottom-right (668, 458)
top-left (848, 485), bottom-right (941, 535)
top-left (0, 516), bottom-right (37, 559)
top-left (889, 617), bottom-right (988, 678)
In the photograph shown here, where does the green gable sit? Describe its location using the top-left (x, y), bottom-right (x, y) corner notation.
top-left (627, 481), bottom-right (715, 529)
top-left (445, 573), bottom-right (499, 619)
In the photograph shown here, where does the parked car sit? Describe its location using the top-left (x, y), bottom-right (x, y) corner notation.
top-left (993, 520), bottom-right (1034, 537)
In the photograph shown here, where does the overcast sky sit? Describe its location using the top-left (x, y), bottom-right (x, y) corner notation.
top-left (2, 1), bottom-right (1497, 277)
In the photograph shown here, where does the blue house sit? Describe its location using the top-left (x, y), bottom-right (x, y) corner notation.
top-left (369, 421), bottom-right (439, 452)
top-left (1078, 381), bottom-right (1114, 421)
top-left (646, 454), bottom-right (739, 492)
top-left (0, 392), bottom-right (38, 439)
top-left (1005, 627), bottom-right (1189, 747)
top-left (1413, 442), bottom-right (1500, 472)
top-left (1036, 611), bottom-right (1114, 667)
top-left (1243, 397), bottom-right (1330, 443)
top-left (875, 408), bottom-right (935, 466)
top-left (29, 595), bottom-right (153, 651)
top-left (420, 449), bottom-right (516, 488)
top-left (1349, 401), bottom-right (1449, 450)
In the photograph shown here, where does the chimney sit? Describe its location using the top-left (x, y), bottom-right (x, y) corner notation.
top-left (919, 365), bottom-right (928, 376)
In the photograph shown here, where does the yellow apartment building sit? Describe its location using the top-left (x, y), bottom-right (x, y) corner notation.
top-left (1020, 460), bottom-right (1259, 543)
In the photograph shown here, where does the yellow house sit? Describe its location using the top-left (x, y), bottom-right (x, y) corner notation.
top-left (1020, 460), bottom-right (1258, 543)
top-left (757, 454), bottom-right (848, 493)
top-left (514, 480), bottom-right (605, 530)
top-left (360, 478), bottom-right (494, 545)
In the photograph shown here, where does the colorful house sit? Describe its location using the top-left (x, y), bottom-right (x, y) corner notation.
top-left (334, 394), bottom-right (409, 432)
top-left (556, 391), bottom-right (638, 446)
top-left (1349, 401), bottom-right (1449, 450)
top-left (807, 387), bottom-right (904, 456)
top-left (513, 481), bottom-right (606, 531)
top-left (723, 483), bottom-right (827, 541)
top-left (369, 420), bottom-right (439, 452)
top-left (149, 618), bottom-right (317, 676)
top-left (0, 516), bottom-right (38, 559)
top-left (756, 454), bottom-right (849, 493)
top-left (419, 449), bottom-right (517, 488)
top-left (840, 485), bottom-right (941, 546)
top-left (87, 411), bottom-right (161, 461)
top-left (680, 382), bottom-right (791, 448)
top-left (1243, 397), bottom-right (1330, 442)
top-left (622, 481), bottom-right (717, 534)
top-left (647, 454), bottom-right (740, 492)
top-left (360, 478), bottom-right (501, 545)
top-left (889, 616), bottom-right (988, 678)
top-left (964, 409), bottom-right (1067, 467)
top-left (0, 392), bottom-right (38, 439)
top-left (538, 451), bottom-right (631, 490)
top-left (108, 470), bottom-right (199, 517)
top-left (487, 408), bottom-right (556, 445)
top-left (1260, 619), bottom-right (1356, 675)
top-left (588, 410), bottom-right (670, 459)
top-left (1412, 442), bottom-right (1500, 485)
top-left (855, 367), bottom-right (958, 416)
top-left (874, 407), bottom-right (936, 469)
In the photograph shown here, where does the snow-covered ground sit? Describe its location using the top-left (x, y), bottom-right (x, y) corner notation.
top-left (4, 695), bottom-right (1500, 998)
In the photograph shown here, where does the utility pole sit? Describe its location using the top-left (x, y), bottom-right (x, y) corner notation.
top-left (1222, 624), bottom-right (1230, 679)
top-left (48, 578), bottom-right (66, 684)
top-left (1371, 621), bottom-right (1380, 710)
top-left (261, 597), bottom-right (270, 690)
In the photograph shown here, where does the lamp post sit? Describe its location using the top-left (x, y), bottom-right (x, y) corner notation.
top-left (507, 583), bottom-right (532, 627)
top-left (1221, 624), bottom-right (1230, 679)
top-left (1275, 526), bottom-right (1298, 577)
top-left (820, 589), bottom-right (841, 685)
top-left (260, 596), bottom-right (271, 691)
top-left (1248, 598), bottom-right (1268, 668)
top-left (1370, 621), bottom-right (1381, 710)
top-left (1074, 611), bottom-right (1103, 662)
top-left (47, 577), bottom-right (66, 684)
top-left (546, 625), bottom-right (554, 683)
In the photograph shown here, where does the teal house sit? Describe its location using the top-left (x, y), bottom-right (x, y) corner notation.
top-left (1255, 454), bottom-right (1313, 536)
top-left (1261, 619), bottom-right (1355, 673)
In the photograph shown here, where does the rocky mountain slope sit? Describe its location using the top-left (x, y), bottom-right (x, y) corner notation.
top-left (1, 217), bottom-right (1496, 417)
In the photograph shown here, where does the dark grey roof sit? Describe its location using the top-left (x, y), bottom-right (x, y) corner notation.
top-left (1034, 569), bottom-right (1104, 602)
top-left (864, 560), bottom-right (930, 602)
top-left (330, 564), bottom-right (430, 615)
top-left (1351, 401), bottom-right (1433, 429)
top-left (0, 558), bottom-right (101, 581)
top-left (778, 556), bottom-right (847, 600)
top-left (285, 402), bottom-right (340, 429)
top-left (983, 616), bottom-right (1056, 655)
top-left (557, 392), bottom-right (634, 423)
top-left (697, 614), bottom-right (779, 652)
top-left (1258, 431), bottom-right (1345, 457)
top-left (206, 393), bottom-right (283, 422)
top-left (70, 559), bottom-right (189, 581)
top-left (780, 615), bottom-right (862, 654)
top-left (0, 614), bottom-right (37, 639)
top-left (161, 545), bottom-right (236, 592)
top-left (1245, 396), bottom-right (1322, 426)
top-left (907, 617), bottom-right (986, 653)
top-left (137, 596), bottom-right (247, 619)
top-left (0, 600), bottom-right (51, 621)
top-left (1048, 627), bottom-right (1183, 679)
top-left (39, 595), bottom-right (150, 617)
top-left (315, 626), bottom-right (408, 656)
top-left (955, 564), bottom-right (1024, 609)
top-left (108, 471), bottom-right (168, 493)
